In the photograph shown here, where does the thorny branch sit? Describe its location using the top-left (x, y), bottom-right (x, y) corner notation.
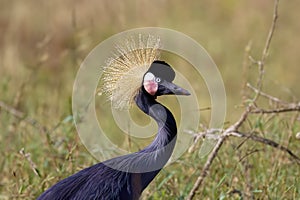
top-left (186, 0), bottom-right (300, 199)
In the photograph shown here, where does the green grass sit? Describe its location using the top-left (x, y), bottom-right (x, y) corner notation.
top-left (1, 0), bottom-right (300, 199)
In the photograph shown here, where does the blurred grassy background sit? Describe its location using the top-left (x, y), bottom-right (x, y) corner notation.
top-left (0, 0), bottom-right (299, 199)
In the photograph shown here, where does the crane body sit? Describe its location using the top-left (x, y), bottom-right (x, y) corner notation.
top-left (37, 37), bottom-right (190, 200)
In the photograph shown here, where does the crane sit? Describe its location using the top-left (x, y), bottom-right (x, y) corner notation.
top-left (37, 36), bottom-right (190, 200)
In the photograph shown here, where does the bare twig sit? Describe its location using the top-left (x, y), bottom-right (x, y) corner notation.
top-left (187, 1), bottom-right (281, 199)
top-left (247, 83), bottom-right (288, 104)
top-left (186, 135), bottom-right (226, 200)
top-left (233, 131), bottom-right (300, 165)
top-left (19, 148), bottom-right (41, 177)
top-left (241, 41), bottom-right (252, 101)
top-left (261, 0), bottom-right (279, 63)
top-left (0, 101), bottom-right (24, 118)
top-left (250, 106), bottom-right (300, 114)
top-left (186, 110), bottom-right (251, 200)
top-left (0, 100), bottom-right (49, 134)
top-left (186, 129), bottom-right (222, 153)
top-left (188, 126), bottom-right (300, 200)
top-left (253, 0), bottom-right (279, 102)
top-left (0, 100), bottom-right (58, 153)
top-left (226, 109), bottom-right (250, 134)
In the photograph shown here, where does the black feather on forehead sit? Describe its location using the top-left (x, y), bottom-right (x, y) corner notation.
top-left (147, 60), bottom-right (175, 82)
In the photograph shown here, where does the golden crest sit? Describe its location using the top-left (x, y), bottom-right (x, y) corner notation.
top-left (101, 34), bottom-right (161, 109)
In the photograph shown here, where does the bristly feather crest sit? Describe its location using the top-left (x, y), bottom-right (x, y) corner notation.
top-left (101, 34), bottom-right (161, 109)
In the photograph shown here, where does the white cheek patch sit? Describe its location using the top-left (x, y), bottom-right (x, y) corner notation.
top-left (144, 72), bottom-right (155, 81)
top-left (143, 72), bottom-right (158, 95)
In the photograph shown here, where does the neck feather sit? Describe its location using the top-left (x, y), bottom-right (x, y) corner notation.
top-left (134, 88), bottom-right (177, 156)
top-left (132, 88), bottom-right (178, 191)
top-left (135, 88), bottom-right (177, 143)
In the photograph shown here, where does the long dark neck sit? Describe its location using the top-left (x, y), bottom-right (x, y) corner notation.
top-left (135, 88), bottom-right (177, 152)
top-left (134, 88), bottom-right (178, 190)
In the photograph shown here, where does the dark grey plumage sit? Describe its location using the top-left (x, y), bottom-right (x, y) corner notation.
top-left (37, 61), bottom-right (189, 200)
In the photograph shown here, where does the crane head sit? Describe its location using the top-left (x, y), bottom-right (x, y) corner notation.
top-left (101, 35), bottom-right (189, 109)
top-left (143, 61), bottom-right (190, 96)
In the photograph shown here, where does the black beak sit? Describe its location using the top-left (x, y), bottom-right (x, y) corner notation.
top-left (156, 81), bottom-right (190, 96)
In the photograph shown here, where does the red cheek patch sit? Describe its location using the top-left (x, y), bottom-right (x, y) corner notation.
top-left (143, 80), bottom-right (158, 96)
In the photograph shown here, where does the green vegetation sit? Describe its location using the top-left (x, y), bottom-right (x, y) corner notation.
top-left (1, 0), bottom-right (299, 199)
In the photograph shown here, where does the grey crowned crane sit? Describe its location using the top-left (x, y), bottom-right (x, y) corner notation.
top-left (37, 36), bottom-right (190, 200)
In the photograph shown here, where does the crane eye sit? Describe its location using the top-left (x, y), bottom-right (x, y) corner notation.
top-left (155, 77), bottom-right (161, 83)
